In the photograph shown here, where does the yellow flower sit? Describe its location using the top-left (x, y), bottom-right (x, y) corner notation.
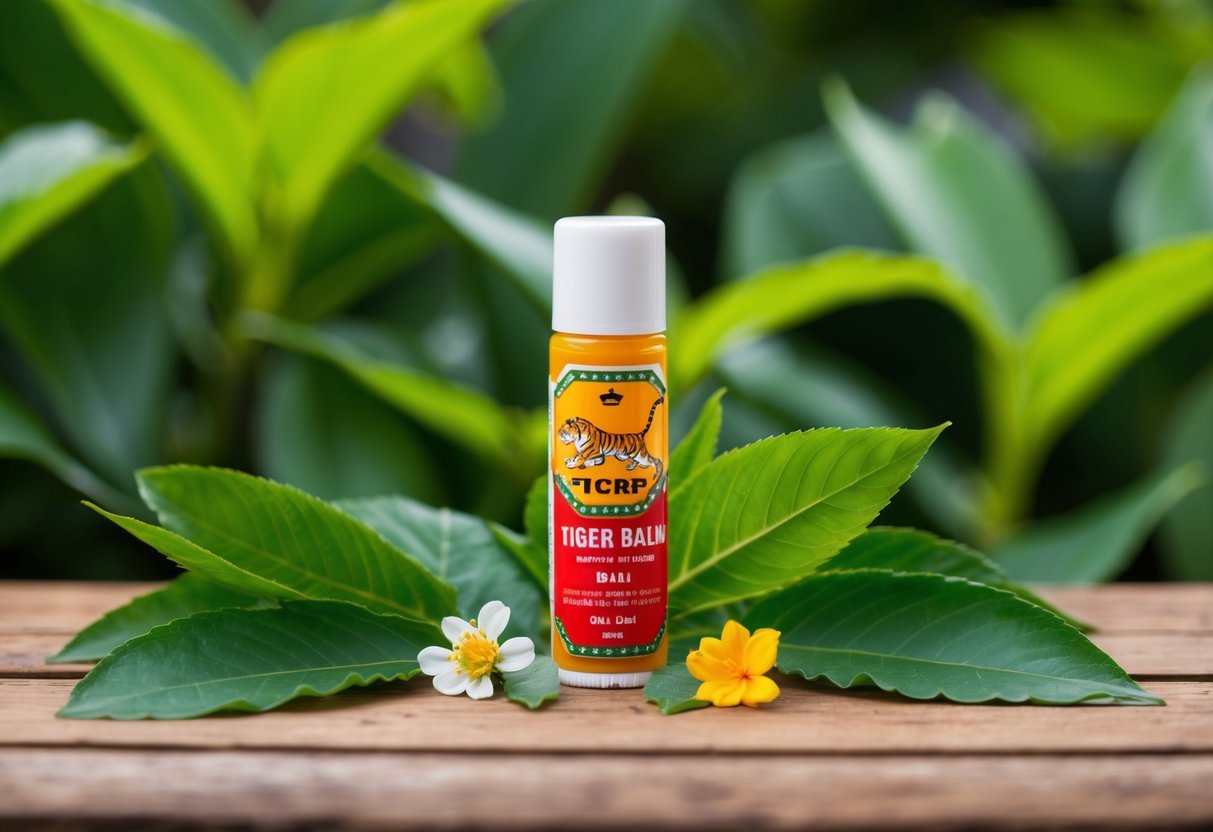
top-left (686, 620), bottom-right (781, 708)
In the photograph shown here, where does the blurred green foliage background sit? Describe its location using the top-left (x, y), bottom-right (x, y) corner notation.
top-left (0, 0), bottom-right (1211, 583)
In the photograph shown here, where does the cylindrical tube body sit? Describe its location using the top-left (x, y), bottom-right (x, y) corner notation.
top-left (548, 215), bottom-right (668, 689)
top-left (549, 332), bottom-right (669, 686)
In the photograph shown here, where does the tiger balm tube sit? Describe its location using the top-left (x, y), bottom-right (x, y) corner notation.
top-left (549, 216), bottom-right (668, 688)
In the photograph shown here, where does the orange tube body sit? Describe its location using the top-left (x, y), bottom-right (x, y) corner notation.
top-left (549, 332), bottom-right (669, 679)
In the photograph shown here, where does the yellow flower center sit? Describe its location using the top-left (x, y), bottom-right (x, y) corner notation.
top-left (450, 621), bottom-right (499, 680)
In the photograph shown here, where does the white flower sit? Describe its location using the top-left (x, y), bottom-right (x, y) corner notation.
top-left (417, 600), bottom-right (536, 700)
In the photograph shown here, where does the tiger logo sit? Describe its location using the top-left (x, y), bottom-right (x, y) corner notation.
top-left (558, 395), bottom-right (664, 481)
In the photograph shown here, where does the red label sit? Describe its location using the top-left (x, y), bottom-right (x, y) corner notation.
top-left (549, 365), bottom-right (668, 657)
top-left (552, 486), bottom-right (667, 656)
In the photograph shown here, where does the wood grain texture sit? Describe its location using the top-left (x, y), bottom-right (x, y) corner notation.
top-left (5, 629), bottom-right (1210, 680)
top-left (1, 678), bottom-right (1207, 753)
top-left (2, 749), bottom-right (1211, 831)
top-left (0, 581), bottom-right (161, 634)
top-left (2, 580), bottom-right (1211, 831)
top-left (1039, 585), bottom-right (1213, 632)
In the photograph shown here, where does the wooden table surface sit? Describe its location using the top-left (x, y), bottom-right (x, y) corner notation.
top-left (1, 581), bottom-right (1211, 830)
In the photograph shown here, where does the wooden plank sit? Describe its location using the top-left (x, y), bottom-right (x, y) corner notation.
top-left (0, 633), bottom-right (90, 678)
top-left (1, 748), bottom-right (1210, 830)
top-left (2, 582), bottom-right (1210, 636)
top-left (0, 581), bottom-right (160, 634)
top-left (2, 678), bottom-right (1207, 754)
top-left (1039, 585), bottom-right (1213, 632)
top-left (5, 629), bottom-right (1210, 681)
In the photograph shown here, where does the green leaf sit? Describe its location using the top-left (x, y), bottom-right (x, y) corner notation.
top-left (47, 0), bottom-right (257, 265)
top-left (488, 521), bottom-right (547, 591)
top-left (672, 249), bottom-right (1011, 390)
top-left (368, 150), bottom-right (553, 314)
top-left (0, 121), bottom-right (143, 267)
top-left (58, 600), bottom-right (443, 719)
top-left (715, 339), bottom-right (983, 541)
top-left (643, 663), bottom-right (710, 715)
top-left (825, 527), bottom-right (1084, 628)
top-left (50, 574), bottom-right (262, 664)
top-left (722, 131), bottom-right (899, 280)
top-left (668, 388), bottom-right (725, 500)
top-left (115, 0), bottom-right (263, 84)
top-left (286, 163), bottom-right (440, 322)
top-left (87, 503), bottom-right (313, 602)
top-left (254, 355), bottom-right (440, 504)
top-left (454, 0), bottom-right (685, 218)
top-left (992, 466), bottom-right (1204, 584)
top-left (0, 379), bottom-right (132, 510)
top-left (969, 9), bottom-right (1191, 147)
top-left (501, 655), bottom-right (559, 709)
top-left (0, 170), bottom-right (176, 485)
top-left (523, 473), bottom-right (547, 556)
top-left (253, 0), bottom-right (508, 234)
top-left (1161, 371), bottom-right (1213, 580)
top-left (825, 82), bottom-right (1072, 328)
top-left (1024, 236), bottom-right (1213, 452)
top-left (338, 495), bottom-right (543, 641)
top-left (241, 311), bottom-right (523, 466)
top-left (747, 571), bottom-right (1161, 705)
top-left (1116, 68), bottom-right (1213, 251)
top-left (667, 425), bottom-right (945, 617)
top-left (134, 466), bottom-right (458, 621)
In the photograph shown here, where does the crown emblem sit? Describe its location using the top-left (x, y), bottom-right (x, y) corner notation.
top-left (599, 387), bottom-right (623, 406)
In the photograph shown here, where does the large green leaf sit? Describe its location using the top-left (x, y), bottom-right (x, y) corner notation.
top-left (501, 655), bottom-right (559, 709)
top-left (747, 571), bottom-right (1160, 705)
top-left (0, 171), bottom-right (175, 485)
top-left (454, 0), bottom-right (685, 218)
top-left (338, 495), bottom-right (543, 641)
top-left (368, 150), bottom-right (552, 313)
top-left (50, 574), bottom-right (262, 664)
top-left (0, 380), bottom-right (131, 510)
top-left (716, 339), bottom-right (983, 540)
top-left (721, 131), bottom-right (899, 280)
top-left (969, 9), bottom-right (1192, 147)
top-left (643, 663), bottom-right (710, 716)
top-left (1161, 371), bottom-right (1213, 580)
top-left (1024, 236), bottom-right (1213, 452)
top-left (667, 425), bottom-right (945, 617)
top-left (253, 0), bottom-right (508, 235)
top-left (825, 527), bottom-right (1082, 627)
top-left (1116, 68), bottom-right (1213, 251)
top-left (672, 249), bottom-right (1011, 390)
top-left (254, 355), bottom-right (440, 504)
top-left (993, 466), bottom-right (1204, 584)
top-left (241, 311), bottom-right (526, 466)
top-left (825, 83), bottom-right (1072, 328)
top-left (668, 388), bottom-right (725, 500)
top-left (87, 503), bottom-right (313, 601)
top-left (47, 0), bottom-right (257, 265)
top-left (133, 466), bottom-right (458, 621)
top-left (58, 600), bottom-right (443, 719)
top-left (0, 121), bottom-right (143, 267)
top-left (286, 163), bottom-right (440, 322)
top-left (115, 0), bottom-right (262, 84)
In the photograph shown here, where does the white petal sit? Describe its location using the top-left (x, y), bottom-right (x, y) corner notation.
top-left (495, 637), bottom-right (535, 672)
top-left (477, 600), bottom-right (510, 641)
top-left (417, 646), bottom-right (452, 676)
top-left (466, 675), bottom-right (494, 700)
top-left (441, 615), bottom-right (473, 645)
top-left (433, 669), bottom-right (468, 696)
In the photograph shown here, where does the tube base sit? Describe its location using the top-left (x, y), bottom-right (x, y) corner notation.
top-left (558, 669), bottom-right (652, 689)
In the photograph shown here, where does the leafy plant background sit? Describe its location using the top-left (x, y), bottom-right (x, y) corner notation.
top-left (1, 0), bottom-right (1211, 587)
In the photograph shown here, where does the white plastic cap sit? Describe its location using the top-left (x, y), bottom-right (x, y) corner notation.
top-left (552, 216), bottom-right (666, 335)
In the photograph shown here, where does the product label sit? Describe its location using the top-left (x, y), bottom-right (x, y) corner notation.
top-left (550, 365), bottom-right (667, 657)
